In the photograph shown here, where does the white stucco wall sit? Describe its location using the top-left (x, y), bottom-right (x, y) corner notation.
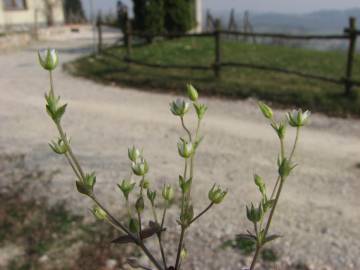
top-left (195, 0), bottom-right (202, 32)
top-left (0, 2), bottom-right (5, 27)
top-left (0, 0), bottom-right (64, 31)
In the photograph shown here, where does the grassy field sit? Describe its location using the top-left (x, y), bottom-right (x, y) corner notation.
top-left (66, 37), bottom-right (360, 117)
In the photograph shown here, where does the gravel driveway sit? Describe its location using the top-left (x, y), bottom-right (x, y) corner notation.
top-left (1, 29), bottom-right (360, 270)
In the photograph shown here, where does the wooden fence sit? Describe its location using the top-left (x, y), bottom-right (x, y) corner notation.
top-left (97, 17), bottom-right (360, 95)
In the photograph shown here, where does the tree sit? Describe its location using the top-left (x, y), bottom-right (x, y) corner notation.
top-left (164, 0), bottom-right (195, 33)
top-left (133, 0), bottom-right (165, 36)
top-left (63, 0), bottom-right (86, 24)
top-left (144, 0), bottom-right (165, 35)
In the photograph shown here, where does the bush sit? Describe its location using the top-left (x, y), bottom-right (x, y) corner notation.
top-left (164, 0), bottom-right (194, 33)
top-left (133, 0), bottom-right (165, 36)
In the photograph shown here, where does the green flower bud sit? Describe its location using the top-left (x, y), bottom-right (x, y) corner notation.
top-left (254, 174), bottom-right (266, 195)
top-left (49, 137), bottom-right (68, 155)
top-left (180, 247), bottom-right (188, 260)
top-left (179, 176), bottom-right (191, 194)
top-left (139, 178), bottom-right (150, 189)
top-left (278, 158), bottom-right (296, 178)
top-left (246, 203), bottom-right (263, 223)
top-left (135, 196), bottom-right (145, 213)
top-left (170, 98), bottom-right (190, 116)
top-left (177, 138), bottom-right (194, 159)
top-left (271, 121), bottom-right (287, 139)
top-left (186, 83), bottom-right (199, 101)
top-left (208, 184), bottom-right (227, 204)
top-left (45, 91), bottom-right (67, 123)
top-left (147, 189), bottom-right (157, 204)
top-left (287, 109), bottom-right (311, 127)
top-left (38, 48), bottom-right (59, 71)
top-left (193, 103), bottom-right (207, 120)
top-left (258, 101), bottom-right (273, 119)
top-left (162, 184), bottom-right (174, 202)
top-left (118, 179), bottom-right (136, 200)
top-left (128, 146), bottom-right (141, 162)
top-left (129, 218), bottom-right (140, 233)
top-left (84, 172), bottom-right (96, 189)
top-left (180, 203), bottom-right (194, 227)
top-left (92, 205), bottom-right (107, 220)
top-left (131, 158), bottom-right (149, 176)
top-left (76, 172), bottom-right (96, 196)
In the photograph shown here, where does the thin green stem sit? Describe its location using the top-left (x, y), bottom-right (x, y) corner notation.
top-left (56, 122), bottom-right (86, 180)
top-left (48, 71), bottom-right (85, 181)
top-left (64, 152), bottom-right (81, 181)
top-left (126, 199), bottom-right (132, 219)
top-left (151, 204), bottom-right (158, 224)
top-left (92, 196), bottom-right (163, 270)
top-left (264, 178), bottom-right (284, 237)
top-left (91, 196), bottom-right (131, 235)
top-left (158, 202), bottom-right (168, 269)
top-left (289, 127), bottom-right (300, 162)
top-left (184, 159), bottom-right (188, 180)
top-left (49, 70), bottom-right (54, 95)
top-left (249, 244), bottom-right (261, 270)
top-left (137, 210), bottom-right (143, 240)
top-left (189, 119), bottom-right (201, 191)
top-left (189, 203), bottom-right (214, 225)
top-left (180, 117), bottom-right (192, 142)
top-left (250, 127), bottom-right (301, 270)
top-left (157, 234), bottom-right (167, 270)
top-left (280, 138), bottom-right (285, 161)
top-left (270, 176), bottom-right (280, 200)
top-left (174, 227), bottom-right (185, 270)
top-left (161, 206), bottom-right (167, 228)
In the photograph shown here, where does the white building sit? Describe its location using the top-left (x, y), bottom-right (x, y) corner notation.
top-left (195, 0), bottom-right (202, 32)
top-left (0, 0), bottom-right (64, 32)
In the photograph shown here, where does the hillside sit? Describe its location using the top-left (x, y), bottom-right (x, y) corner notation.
top-left (213, 8), bottom-right (360, 33)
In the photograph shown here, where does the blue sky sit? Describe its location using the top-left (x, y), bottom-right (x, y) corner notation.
top-left (82, 0), bottom-right (360, 17)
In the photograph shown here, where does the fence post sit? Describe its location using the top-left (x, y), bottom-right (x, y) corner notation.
top-left (214, 19), bottom-right (222, 78)
top-left (125, 18), bottom-right (132, 62)
top-left (96, 13), bottom-right (103, 53)
top-left (344, 17), bottom-right (357, 96)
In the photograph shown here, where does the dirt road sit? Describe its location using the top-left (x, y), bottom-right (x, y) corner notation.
top-left (1, 31), bottom-right (360, 270)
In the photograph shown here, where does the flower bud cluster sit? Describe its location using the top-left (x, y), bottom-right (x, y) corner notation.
top-left (76, 172), bottom-right (96, 196)
top-left (208, 184), bottom-right (227, 204)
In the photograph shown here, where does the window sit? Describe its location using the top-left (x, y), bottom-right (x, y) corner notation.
top-left (3, 0), bottom-right (27, 10)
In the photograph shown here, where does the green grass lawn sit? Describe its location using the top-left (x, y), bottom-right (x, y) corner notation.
top-left (66, 37), bottom-right (360, 117)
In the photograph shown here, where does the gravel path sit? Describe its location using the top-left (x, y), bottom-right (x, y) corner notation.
top-left (1, 30), bottom-right (360, 270)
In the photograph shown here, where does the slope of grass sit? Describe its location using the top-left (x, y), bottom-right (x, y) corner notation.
top-left (66, 37), bottom-right (360, 117)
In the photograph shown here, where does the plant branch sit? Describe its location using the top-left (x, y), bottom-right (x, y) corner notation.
top-left (289, 127), bottom-right (300, 162)
top-left (180, 116), bottom-right (192, 142)
top-left (189, 202), bottom-right (214, 225)
top-left (174, 227), bottom-right (185, 270)
top-left (157, 234), bottom-right (167, 270)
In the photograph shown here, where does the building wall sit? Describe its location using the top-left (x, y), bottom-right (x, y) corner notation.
top-left (0, 0), bottom-right (64, 32)
top-left (195, 0), bottom-right (202, 32)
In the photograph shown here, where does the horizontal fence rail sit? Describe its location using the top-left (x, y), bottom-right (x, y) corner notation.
top-left (97, 16), bottom-right (360, 95)
top-left (219, 30), bottom-right (349, 40)
top-left (221, 62), bottom-right (347, 85)
top-left (124, 57), bottom-right (211, 70)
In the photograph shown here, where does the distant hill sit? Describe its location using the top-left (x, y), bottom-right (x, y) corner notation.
top-left (211, 8), bottom-right (360, 34)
